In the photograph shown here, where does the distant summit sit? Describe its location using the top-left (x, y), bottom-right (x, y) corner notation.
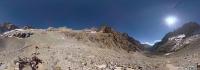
top-left (173, 22), bottom-right (200, 37)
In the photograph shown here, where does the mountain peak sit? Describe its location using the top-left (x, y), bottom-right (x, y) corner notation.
top-left (182, 22), bottom-right (200, 27)
top-left (174, 22), bottom-right (200, 37)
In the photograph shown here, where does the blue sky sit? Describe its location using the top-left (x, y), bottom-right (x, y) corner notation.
top-left (0, 0), bottom-right (200, 44)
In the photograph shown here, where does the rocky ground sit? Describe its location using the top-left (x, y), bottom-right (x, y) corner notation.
top-left (0, 27), bottom-right (199, 70)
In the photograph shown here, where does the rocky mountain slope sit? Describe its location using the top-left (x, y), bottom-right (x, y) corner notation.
top-left (153, 22), bottom-right (200, 53)
top-left (0, 23), bottom-right (200, 70)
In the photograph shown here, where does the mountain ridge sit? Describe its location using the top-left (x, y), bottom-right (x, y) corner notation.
top-left (153, 22), bottom-right (200, 53)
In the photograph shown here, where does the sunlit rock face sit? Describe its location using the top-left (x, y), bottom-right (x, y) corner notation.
top-left (153, 22), bottom-right (200, 53)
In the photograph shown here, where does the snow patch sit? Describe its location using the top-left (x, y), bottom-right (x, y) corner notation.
top-left (168, 34), bottom-right (200, 51)
top-left (169, 34), bottom-right (185, 41)
top-left (168, 34), bottom-right (186, 51)
top-left (142, 40), bottom-right (161, 46)
top-left (142, 42), bottom-right (154, 46)
top-left (165, 52), bottom-right (174, 56)
top-left (3, 29), bottom-right (25, 35)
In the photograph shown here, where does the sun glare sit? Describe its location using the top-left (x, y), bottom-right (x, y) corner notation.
top-left (165, 16), bottom-right (177, 26)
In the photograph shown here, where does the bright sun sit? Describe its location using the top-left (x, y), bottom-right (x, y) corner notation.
top-left (165, 16), bottom-right (177, 26)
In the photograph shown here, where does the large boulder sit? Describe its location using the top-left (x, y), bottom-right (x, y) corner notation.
top-left (98, 26), bottom-right (113, 33)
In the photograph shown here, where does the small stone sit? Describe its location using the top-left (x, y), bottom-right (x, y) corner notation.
top-left (82, 62), bottom-right (87, 66)
top-left (96, 64), bottom-right (107, 69)
top-left (197, 63), bottom-right (200, 70)
top-left (114, 67), bottom-right (123, 70)
top-left (126, 68), bottom-right (135, 70)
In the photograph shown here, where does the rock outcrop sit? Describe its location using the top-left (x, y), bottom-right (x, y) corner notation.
top-left (98, 26), bottom-right (113, 33)
top-left (62, 26), bottom-right (143, 52)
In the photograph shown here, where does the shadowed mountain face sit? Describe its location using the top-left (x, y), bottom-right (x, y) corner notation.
top-left (153, 22), bottom-right (200, 53)
top-left (0, 22), bottom-right (18, 33)
top-left (173, 22), bottom-right (200, 37)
